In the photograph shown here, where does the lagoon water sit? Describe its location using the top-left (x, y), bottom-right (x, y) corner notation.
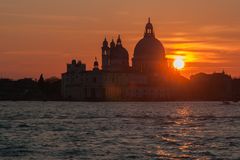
top-left (0, 101), bottom-right (240, 160)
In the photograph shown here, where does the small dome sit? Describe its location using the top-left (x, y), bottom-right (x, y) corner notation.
top-left (110, 35), bottom-right (129, 59)
top-left (94, 60), bottom-right (98, 66)
top-left (111, 45), bottom-right (129, 59)
top-left (72, 59), bottom-right (77, 64)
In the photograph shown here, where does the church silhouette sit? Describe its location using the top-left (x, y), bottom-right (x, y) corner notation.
top-left (61, 18), bottom-right (191, 101)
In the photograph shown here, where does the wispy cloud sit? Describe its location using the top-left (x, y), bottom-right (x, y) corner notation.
top-left (0, 12), bottom-right (99, 22)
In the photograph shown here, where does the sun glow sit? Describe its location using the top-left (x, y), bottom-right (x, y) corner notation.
top-left (173, 57), bottom-right (185, 70)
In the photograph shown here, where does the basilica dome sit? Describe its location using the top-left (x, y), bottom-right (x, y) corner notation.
top-left (134, 36), bottom-right (165, 60)
top-left (132, 18), bottom-right (167, 73)
top-left (134, 18), bottom-right (165, 60)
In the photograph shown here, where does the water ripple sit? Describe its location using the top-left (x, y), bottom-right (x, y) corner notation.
top-left (0, 101), bottom-right (239, 160)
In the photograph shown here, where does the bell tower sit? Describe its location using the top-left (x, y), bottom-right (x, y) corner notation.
top-left (101, 37), bottom-right (110, 71)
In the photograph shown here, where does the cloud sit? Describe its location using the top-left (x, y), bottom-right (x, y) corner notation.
top-left (0, 12), bottom-right (99, 22)
top-left (199, 24), bottom-right (239, 33)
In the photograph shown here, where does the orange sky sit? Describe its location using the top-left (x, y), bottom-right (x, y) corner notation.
top-left (0, 0), bottom-right (240, 79)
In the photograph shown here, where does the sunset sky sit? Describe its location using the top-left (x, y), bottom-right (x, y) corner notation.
top-left (0, 0), bottom-right (240, 79)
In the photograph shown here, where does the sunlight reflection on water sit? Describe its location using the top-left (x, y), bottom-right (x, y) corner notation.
top-left (0, 101), bottom-right (240, 159)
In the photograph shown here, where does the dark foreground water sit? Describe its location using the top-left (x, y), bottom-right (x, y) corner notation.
top-left (0, 102), bottom-right (240, 160)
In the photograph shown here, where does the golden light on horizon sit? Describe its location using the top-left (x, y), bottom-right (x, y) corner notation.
top-left (173, 57), bottom-right (185, 70)
top-left (0, 0), bottom-right (240, 78)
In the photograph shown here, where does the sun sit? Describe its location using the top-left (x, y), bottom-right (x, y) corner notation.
top-left (173, 57), bottom-right (185, 70)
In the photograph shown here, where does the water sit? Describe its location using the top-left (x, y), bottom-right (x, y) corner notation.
top-left (0, 101), bottom-right (240, 160)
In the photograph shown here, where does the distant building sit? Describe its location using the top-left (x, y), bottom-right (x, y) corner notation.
top-left (190, 71), bottom-right (233, 100)
top-left (61, 18), bottom-right (187, 101)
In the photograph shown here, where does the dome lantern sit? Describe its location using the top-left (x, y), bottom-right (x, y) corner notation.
top-left (144, 17), bottom-right (155, 37)
top-left (110, 39), bottom-right (115, 48)
top-left (117, 35), bottom-right (122, 46)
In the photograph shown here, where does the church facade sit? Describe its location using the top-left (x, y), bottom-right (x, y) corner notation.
top-left (62, 18), bottom-right (186, 101)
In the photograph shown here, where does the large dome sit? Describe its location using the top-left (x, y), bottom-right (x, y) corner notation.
top-left (134, 36), bottom-right (165, 60)
top-left (132, 18), bottom-right (167, 73)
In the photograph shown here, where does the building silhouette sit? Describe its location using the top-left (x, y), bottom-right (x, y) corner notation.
top-left (0, 19), bottom-right (239, 101)
top-left (60, 19), bottom-right (195, 101)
